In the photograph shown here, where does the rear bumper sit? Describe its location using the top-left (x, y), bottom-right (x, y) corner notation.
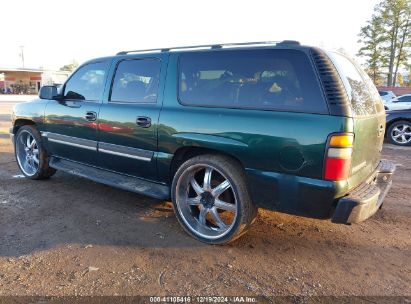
top-left (332, 160), bottom-right (395, 224)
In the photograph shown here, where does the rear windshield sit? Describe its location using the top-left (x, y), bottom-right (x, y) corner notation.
top-left (178, 49), bottom-right (328, 114)
top-left (379, 91), bottom-right (388, 96)
top-left (329, 52), bottom-right (383, 116)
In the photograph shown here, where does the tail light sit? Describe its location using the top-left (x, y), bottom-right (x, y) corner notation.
top-left (324, 134), bottom-right (354, 181)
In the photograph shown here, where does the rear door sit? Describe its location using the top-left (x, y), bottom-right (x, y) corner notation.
top-left (329, 52), bottom-right (385, 189)
top-left (96, 54), bottom-right (168, 181)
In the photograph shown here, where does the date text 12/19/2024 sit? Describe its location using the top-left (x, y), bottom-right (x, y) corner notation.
top-left (149, 296), bottom-right (258, 303)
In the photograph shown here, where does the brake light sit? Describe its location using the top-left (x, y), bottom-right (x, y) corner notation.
top-left (324, 134), bottom-right (354, 181)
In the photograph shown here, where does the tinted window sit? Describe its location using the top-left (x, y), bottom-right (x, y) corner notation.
top-left (64, 62), bottom-right (107, 101)
top-left (398, 96), bottom-right (411, 102)
top-left (178, 49), bottom-right (327, 113)
top-left (379, 91), bottom-right (388, 96)
top-left (329, 53), bottom-right (380, 116)
top-left (110, 59), bottom-right (161, 103)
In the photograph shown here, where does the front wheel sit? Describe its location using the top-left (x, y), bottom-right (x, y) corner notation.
top-left (171, 154), bottom-right (257, 244)
top-left (15, 125), bottom-right (56, 179)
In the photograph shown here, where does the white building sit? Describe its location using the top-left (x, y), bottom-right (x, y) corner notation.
top-left (0, 68), bottom-right (70, 94)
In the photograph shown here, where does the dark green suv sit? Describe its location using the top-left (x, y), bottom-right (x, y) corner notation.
top-left (10, 41), bottom-right (395, 244)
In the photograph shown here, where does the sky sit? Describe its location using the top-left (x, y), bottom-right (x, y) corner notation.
top-left (0, 0), bottom-right (381, 70)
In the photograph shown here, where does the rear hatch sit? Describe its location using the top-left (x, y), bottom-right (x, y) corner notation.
top-left (328, 52), bottom-right (385, 189)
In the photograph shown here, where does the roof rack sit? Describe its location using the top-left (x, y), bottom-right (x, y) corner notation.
top-left (116, 40), bottom-right (300, 55)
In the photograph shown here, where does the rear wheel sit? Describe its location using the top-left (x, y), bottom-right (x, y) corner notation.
top-left (15, 125), bottom-right (56, 179)
top-left (171, 154), bottom-right (257, 244)
top-left (387, 120), bottom-right (411, 146)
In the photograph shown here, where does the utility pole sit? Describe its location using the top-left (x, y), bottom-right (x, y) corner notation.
top-left (20, 46), bottom-right (25, 68)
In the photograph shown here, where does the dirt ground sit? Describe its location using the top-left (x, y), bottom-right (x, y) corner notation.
top-left (0, 100), bottom-right (410, 298)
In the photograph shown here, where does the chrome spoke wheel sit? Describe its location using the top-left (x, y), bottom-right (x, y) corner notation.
top-left (175, 164), bottom-right (237, 240)
top-left (16, 130), bottom-right (40, 176)
top-left (391, 124), bottom-right (411, 144)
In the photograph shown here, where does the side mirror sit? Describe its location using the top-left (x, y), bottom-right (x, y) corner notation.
top-left (39, 86), bottom-right (58, 100)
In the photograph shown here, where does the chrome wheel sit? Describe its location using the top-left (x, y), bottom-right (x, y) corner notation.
top-left (391, 123), bottom-right (411, 144)
top-left (16, 130), bottom-right (40, 176)
top-left (175, 164), bottom-right (237, 240)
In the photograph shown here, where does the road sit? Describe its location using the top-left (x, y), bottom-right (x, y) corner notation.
top-left (0, 100), bottom-right (410, 298)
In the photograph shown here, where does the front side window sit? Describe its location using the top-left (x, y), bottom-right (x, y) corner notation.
top-left (178, 49), bottom-right (327, 113)
top-left (110, 59), bottom-right (161, 103)
top-left (64, 62), bottom-right (107, 101)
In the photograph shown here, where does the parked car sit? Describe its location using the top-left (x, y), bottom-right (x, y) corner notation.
top-left (384, 94), bottom-right (411, 111)
top-left (379, 90), bottom-right (396, 103)
top-left (386, 109), bottom-right (411, 146)
top-left (10, 41), bottom-right (395, 244)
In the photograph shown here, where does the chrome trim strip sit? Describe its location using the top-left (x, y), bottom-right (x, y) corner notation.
top-left (99, 148), bottom-right (152, 161)
top-left (43, 132), bottom-right (98, 151)
top-left (39, 132), bottom-right (153, 161)
top-left (98, 142), bottom-right (153, 161)
top-left (48, 138), bottom-right (97, 151)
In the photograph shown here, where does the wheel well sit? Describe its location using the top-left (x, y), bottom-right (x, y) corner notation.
top-left (12, 119), bottom-right (36, 134)
top-left (170, 147), bottom-right (244, 182)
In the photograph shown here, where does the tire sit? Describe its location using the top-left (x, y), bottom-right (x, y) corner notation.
top-left (387, 120), bottom-right (411, 146)
top-left (171, 154), bottom-right (257, 244)
top-left (14, 125), bottom-right (56, 179)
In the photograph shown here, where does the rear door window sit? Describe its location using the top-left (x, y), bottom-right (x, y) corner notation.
top-left (397, 96), bottom-right (411, 102)
top-left (178, 49), bottom-right (328, 114)
top-left (329, 52), bottom-right (382, 116)
top-left (110, 59), bottom-right (161, 103)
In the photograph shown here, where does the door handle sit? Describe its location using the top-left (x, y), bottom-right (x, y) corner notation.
top-left (85, 111), bottom-right (97, 121)
top-left (136, 116), bottom-right (151, 128)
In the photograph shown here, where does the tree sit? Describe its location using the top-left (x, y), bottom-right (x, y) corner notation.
top-left (358, 0), bottom-right (411, 86)
top-left (357, 16), bottom-right (385, 84)
top-left (59, 61), bottom-right (79, 72)
top-left (377, 0), bottom-right (411, 86)
top-left (406, 62), bottom-right (411, 86)
top-left (397, 73), bottom-right (405, 86)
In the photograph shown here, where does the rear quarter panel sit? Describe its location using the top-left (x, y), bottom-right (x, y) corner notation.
top-left (157, 53), bottom-right (353, 214)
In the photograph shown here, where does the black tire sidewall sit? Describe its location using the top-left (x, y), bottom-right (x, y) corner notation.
top-left (171, 155), bottom-right (255, 244)
top-left (15, 126), bottom-right (49, 179)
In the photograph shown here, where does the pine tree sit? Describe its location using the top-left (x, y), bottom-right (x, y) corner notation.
top-left (357, 16), bottom-right (385, 84)
top-left (358, 0), bottom-right (411, 86)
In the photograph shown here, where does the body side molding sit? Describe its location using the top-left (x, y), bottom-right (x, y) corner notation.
top-left (41, 132), bottom-right (154, 161)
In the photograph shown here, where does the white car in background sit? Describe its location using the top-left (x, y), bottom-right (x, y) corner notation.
top-left (379, 90), bottom-right (396, 102)
top-left (385, 94), bottom-right (411, 111)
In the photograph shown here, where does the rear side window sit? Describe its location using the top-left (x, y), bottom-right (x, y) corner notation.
top-left (110, 59), bottom-right (161, 103)
top-left (178, 49), bottom-right (327, 114)
top-left (398, 96), bottom-right (411, 102)
top-left (329, 53), bottom-right (381, 116)
top-left (64, 62), bottom-right (107, 101)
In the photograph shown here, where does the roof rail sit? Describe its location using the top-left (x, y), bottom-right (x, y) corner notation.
top-left (116, 40), bottom-right (300, 55)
